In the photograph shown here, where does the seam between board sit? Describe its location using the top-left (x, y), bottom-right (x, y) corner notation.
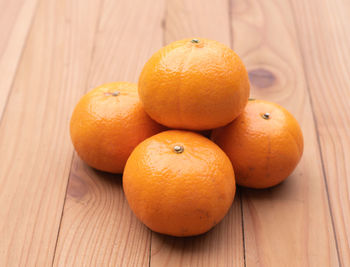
top-left (288, 1), bottom-right (342, 266)
top-left (228, 0), bottom-right (247, 266)
top-left (147, 2), bottom-right (169, 267)
top-left (240, 190), bottom-right (247, 267)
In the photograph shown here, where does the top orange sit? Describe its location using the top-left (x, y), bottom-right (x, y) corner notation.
top-left (138, 38), bottom-right (250, 130)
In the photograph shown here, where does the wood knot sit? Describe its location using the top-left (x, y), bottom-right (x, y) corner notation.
top-left (248, 68), bottom-right (276, 88)
top-left (67, 173), bottom-right (88, 200)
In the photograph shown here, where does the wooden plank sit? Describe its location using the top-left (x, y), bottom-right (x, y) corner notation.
top-left (230, 0), bottom-right (339, 266)
top-left (163, 0), bottom-right (231, 46)
top-left (0, 0), bottom-right (38, 119)
top-left (0, 0), bottom-right (102, 265)
top-left (53, 0), bottom-right (165, 266)
top-left (150, 1), bottom-right (245, 266)
top-left (290, 0), bottom-right (350, 265)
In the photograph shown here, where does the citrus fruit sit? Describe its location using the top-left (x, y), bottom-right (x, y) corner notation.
top-left (123, 130), bottom-right (236, 237)
top-left (138, 38), bottom-right (250, 130)
top-left (70, 82), bottom-right (164, 173)
top-left (211, 99), bottom-right (303, 189)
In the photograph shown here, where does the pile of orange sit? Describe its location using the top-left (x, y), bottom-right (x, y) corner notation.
top-left (70, 38), bottom-right (303, 237)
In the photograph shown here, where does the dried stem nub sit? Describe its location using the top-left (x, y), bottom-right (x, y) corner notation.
top-left (262, 113), bottom-right (270, 120)
top-left (112, 91), bottom-right (120, 96)
top-left (173, 145), bottom-right (184, 154)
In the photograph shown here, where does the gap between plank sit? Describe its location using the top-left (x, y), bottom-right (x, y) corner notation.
top-left (161, 0), bottom-right (168, 46)
top-left (147, 3), bottom-right (168, 265)
top-left (51, 153), bottom-right (75, 267)
top-left (148, 231), bottom-right (152, 267)
top-left (227, 0), bottom-right (234, 58)
top-left (239, 190), bottom-right (247, 267)
top-left (288, 1), bottom-right (342, 266)
top-left (228, 0), bottom-right (247, 265)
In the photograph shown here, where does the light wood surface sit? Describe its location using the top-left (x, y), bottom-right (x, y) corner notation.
top-left (290, 0), bottom-right (350, 265)
top-left (0, 0), bottom-right (38, 118)
top-left (53, 0), bottom-right (164, 266)
top-left (0, 0), bottom-right (348, 266)
top-left (0, 0), bottom-right (101, 265)
top-left (232, 0), bottom-right (339, 266)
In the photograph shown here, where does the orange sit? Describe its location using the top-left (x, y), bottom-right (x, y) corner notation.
top-left (211, 99), bottom-right (304, 189)
top-left (70, 82), bottom-right (164, 173)
top-left (138, 38), bottom-right (250, 130)
top-left (123, 130), bottom-right (235, 237)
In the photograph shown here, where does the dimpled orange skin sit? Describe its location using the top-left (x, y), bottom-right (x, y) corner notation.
top-left (70, 82), bottom-right (164, 173)
top-left (123, 130), bottom-right (236, 237)
top-left (138, 38), bottom-right (250, 130)
top-left (211, 99), bottom-right (304, 189)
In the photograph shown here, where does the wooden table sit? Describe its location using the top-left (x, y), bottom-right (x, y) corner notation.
top-left (1, 0), bottom-right (349, 266)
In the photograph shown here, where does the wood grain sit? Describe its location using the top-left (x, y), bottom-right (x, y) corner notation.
top-left (53, 0), bottom-right (165, 266)
top-left (150, 1), bottom-right (245, 266)
top-left (163, 0), bottom-right (231, 46)
top-left (290, 0), bottom-right (350, 265)
top-left (0, 0), bottom-right (38, 119)
top-left (0, 0), bottom-right (102, 265)
top-left (231, 0), bottom-right (339, 266)
top-left (0, 0), bottom-right (349, 266)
